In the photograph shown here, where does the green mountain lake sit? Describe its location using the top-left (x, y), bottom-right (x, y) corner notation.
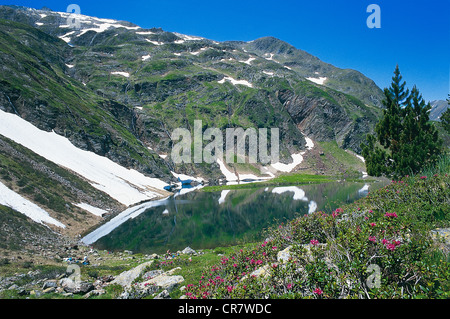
top-left (82, 180), bottom-right (388, 254)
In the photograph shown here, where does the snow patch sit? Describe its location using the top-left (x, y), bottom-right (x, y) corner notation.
top-left (136, 31), bottom-right (155, 35)
top-left (0, 181), bottom-right (65, 228)
top-left (171, 171), bottom-right (204, 183)
top-left (145, 39), bottom-right (163, 46)
top-left (58, 31), bottom-right (76, 43)
top-left (110, 71), bottom-right (130, 78)
top-left (0, 109), bottom-right (169, 207)
top-left (306, 77), bottom-right (327, 85)
top-left (270, 153), bottom-right (304, 173)
top-left (142, 55), bottom-right (151, 61)
top-left (218, 76), bottom-right (253, 88)
top-left (74, 203), bottom-right (108, 217)
top-left (355, 154), bottom-right (365, 163)
top-left (271, 134), bottom-right (314, 173)
top-left (216, 159), bottom-right (238, 181)
top-left (190, 47), bottom-right (209, 55)
top-left (174, 33), bottom-right (204, 41)
top-left (240, 57), bottom-right (256, 65)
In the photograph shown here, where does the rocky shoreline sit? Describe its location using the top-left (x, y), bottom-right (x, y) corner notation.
top-left (0, 242), bottom-right (200, 299)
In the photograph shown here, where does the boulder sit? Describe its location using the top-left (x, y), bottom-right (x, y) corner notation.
top-left (181, 247), bottom-right (196, 255)
top-left (140, 274), bottom-right (184, 292)
top-left (111, 260), bottom-right (154, 287)
top-left (59, 278), bottom-right (94, 294)
top-left (42, 279), bottom-right (57, 290)
top-left (154, 289), bottom-right (170, 299)
top-left (277, 246), bottom-right (292, 263)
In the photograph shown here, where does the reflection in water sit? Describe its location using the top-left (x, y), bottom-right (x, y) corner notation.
top-left (86, 181), bottom-right (387, 254)
top-left (358, 184), bottom-right (370, 196)
top-left (218, 190), bottom-right (231, 204)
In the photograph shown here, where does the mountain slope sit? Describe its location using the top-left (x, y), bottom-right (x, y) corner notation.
top-left (0, 18), bottom-right (171, 179)
top-left (0, 5), bottom-right (387, 249)
top-left (430, 100), bottom-right (448, 121)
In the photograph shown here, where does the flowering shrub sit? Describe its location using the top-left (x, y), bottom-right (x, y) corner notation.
top-left (182, 174), bottom-right (449, 299)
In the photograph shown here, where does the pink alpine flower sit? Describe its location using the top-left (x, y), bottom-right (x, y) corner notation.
top-left (368, 236), bottom-right (377, 243)
top-left (310, 239), bottom-right (319, 246)
top-left (313, 288), bottom-right (323, 295)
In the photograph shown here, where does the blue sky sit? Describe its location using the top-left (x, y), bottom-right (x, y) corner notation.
top-left (2, 0), bottom-right (449, 102)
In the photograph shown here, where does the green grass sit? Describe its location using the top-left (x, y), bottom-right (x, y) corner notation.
top-left (202, 173), bottom-right (336, 192)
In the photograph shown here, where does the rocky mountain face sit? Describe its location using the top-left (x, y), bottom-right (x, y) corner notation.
top-left (0, 5), bottom-right (385, 248)
top-left (0, 6), bottom-right (383, 174)
top-left (430, 100), bottom-right (449, 122)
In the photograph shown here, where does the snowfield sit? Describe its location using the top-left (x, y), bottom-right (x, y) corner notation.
top-left (110, 71), bottom-right (130, 78)
top-left (271, 135), bottom-right (314, 173)
top-left (0, 109), bottom-right (169, 207)
top-left (74, 203), bottom-right (108, 217)
top-left (218, 76), bottom-right (253, 88)
top-left (306, 77), bottom-right (328, 85)
top-left (0, 181), bottom-right (66, 228)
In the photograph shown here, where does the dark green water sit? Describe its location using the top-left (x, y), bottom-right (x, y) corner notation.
top-left (93, 181), bottom-right (386, 254)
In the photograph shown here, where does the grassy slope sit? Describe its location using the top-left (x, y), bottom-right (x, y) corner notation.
top-left (1, 155), bottom-right (447, 299)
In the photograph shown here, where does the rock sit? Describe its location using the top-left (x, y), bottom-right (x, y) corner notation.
top-left (18, 289), bottom-right (29, 296)
top-left (77, 282), bottom-right (94, 294)
top-left (165, 267), bottom-right (181, 275)
top-left (154, 289), bottom-right (170, 299)
top-left (277, 246), bottom-right (292, 263)
top-left (111, 261), bottom-right (154, 287)
top-left (140, 274), bottom-right (184, 292)
top-left (181, 247), bottom-right (196, 255)
top-left (42, 279), bottom-right (57, 290)
top-left (241, 265), bottom-right (271, 281)
top-left (142, 270), bottom-right (164, 281)
top-left (59, 278), bottom-right (94, 294)
top-left (43, 287), bottom-right (55, 294)
top-left (83, 289), bottom-right (105, 299)
top-left (59, 278), bottom-right (77, 292)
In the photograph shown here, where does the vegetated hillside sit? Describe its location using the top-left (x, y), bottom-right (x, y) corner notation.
top-left (0, 5), bottom-right (383, 181)
top-left (0, 6), bottom-right (385, 253)
top-left (0, 18), bottom-right (170, 180)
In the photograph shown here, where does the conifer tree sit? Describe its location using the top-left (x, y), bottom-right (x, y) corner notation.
top-left (441, 95), bottom-right (450, 134)
top-left (361, 66), bottom-right (443, 177)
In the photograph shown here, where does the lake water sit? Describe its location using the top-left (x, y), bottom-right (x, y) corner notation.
top-left (84, 181), bottom-right (387, 254)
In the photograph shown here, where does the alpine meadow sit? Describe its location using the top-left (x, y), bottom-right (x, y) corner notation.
top-left (0, 2), bottom-right (448, 306)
